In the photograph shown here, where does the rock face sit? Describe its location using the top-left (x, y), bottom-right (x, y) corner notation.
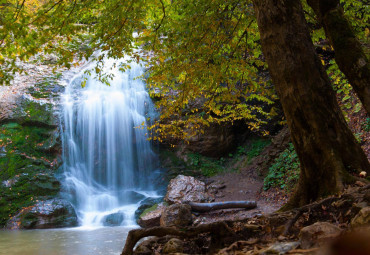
top-left (0, 60), bottom-right (78, 227)
top-left (299, 222), bottom-right (342, 249)
top-left (351, 207), bottom-right (370, 228)
top-left (138, 202), bottom-right (167, 228)
top-left (6, 198), bottom-right (78, 229)
top-left (165, 175), bottom-right (213, 204)
top-left (185, 124), bottom-right (235, 157)
top-left (160, 204), bottom-right (192, 227)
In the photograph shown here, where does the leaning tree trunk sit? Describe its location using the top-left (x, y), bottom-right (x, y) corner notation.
top-left (306, 0), bottom-right (370, 115)
top-left (252, 0), bottom-right (370, 209)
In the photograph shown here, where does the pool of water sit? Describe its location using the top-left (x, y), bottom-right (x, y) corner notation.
top-left (0, 226), bottom-right (132, 255)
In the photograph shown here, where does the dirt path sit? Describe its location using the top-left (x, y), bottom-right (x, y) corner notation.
top-left (194, 167), bottom-right (287, 225)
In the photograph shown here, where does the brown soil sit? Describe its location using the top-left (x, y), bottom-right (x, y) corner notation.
top-left (194, 127), bottom-right (292, 225)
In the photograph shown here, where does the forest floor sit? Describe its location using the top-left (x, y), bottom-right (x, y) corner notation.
top-left (194, 92), bottom-right (370, 227)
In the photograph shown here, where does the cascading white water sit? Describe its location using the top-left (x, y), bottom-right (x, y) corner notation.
top-left (61, 58), bottom-right (158, 227)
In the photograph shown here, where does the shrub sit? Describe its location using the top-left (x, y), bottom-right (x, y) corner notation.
top-left (263, 143), bottom-right (300, 191)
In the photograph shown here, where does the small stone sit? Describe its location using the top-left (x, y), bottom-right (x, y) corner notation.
top-left (299, 222), bottom-right (342, 249)
top-left (278, 235), bottom-right (287, 241)
top-left (162, 238), bottom-right (184, 254)
top-left (351, 207), bottom-right (370, 228)
top-left (260, 241), bottom-right (300, 255)
top-left (160, 204), bottom-right (192, 227)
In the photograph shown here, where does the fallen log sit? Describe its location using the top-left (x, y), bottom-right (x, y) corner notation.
top-left (188, 201), bottom-right (257, 212)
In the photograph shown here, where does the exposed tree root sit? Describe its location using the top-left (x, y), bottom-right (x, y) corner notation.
top-left (121, 221), bottom-right (235, 255)
top-left (282, 196), bottom-right (339, 235)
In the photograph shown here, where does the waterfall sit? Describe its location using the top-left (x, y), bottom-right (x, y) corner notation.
top-left (61, 58), bottom-right (158, 227)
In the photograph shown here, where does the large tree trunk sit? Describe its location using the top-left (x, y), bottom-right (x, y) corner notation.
top-left (252, 0), bottom-right (370, 208)
top-left (306, 0), bottom-right (370, 115)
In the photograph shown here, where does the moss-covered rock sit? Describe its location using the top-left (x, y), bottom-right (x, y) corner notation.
top-left (5, 198), bottom-right (77, 229)
top-left (0, 71), bottom-right (64, 227)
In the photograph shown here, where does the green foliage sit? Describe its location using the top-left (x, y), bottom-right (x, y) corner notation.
top-left (235, 138), bottom-right (271, 163)
top-left (263, 143), bottom-right (300, 191)
top-left (139, 203), bottom-right (158, 218)
top-left (186, 153), bottom-right (225, 177)
top-left (364, 118), bottom-right (370, 132)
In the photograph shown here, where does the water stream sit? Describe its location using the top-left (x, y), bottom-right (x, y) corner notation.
top-left (61, 57), bottom-right (159, 227)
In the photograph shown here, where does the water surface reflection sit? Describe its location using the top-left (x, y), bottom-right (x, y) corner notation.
top-left (0, 226), bottom-right (131, 255)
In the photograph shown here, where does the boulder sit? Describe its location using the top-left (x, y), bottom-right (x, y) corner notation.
top-left (102, 212), bottom-right (124, 226)
top-left (138, 202), bottom-right (167, 228)
top-left (299, 222), bottom-right (342, 249)
top-left (134, 197), bottom-right (163, 221)
top-left (162, 238), bottom-right (184, 254)
top-left (351, 207), bottom-right (370, 228)
top-left (6, 198), bottom-right (77, 229)
top-left (160, 204), bottom-right (192, 227)
top-left (165, 175), bottom-right (213, 204)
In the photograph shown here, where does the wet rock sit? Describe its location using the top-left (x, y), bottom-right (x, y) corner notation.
top-left (299, 222), bottom-right (342, 249)
top-left (102, 212), bottom-right (124, 226)
top-left (259, 241), bottom-right (300, 255)
top-left (12, 96), bottom-right (57, 127)
top-left (6, 198), bottom-right (77, 229)
top-left (119, 191), bottom-right (146, 204)
top-left (36, 130), bottom-right (60, 153)
top-left (160, 204), bottom-right (192, 227)
top-left (165, 175), bottom-right (213, 204)
top-left (135, 197), bottom-right (163, 221)
top-left (351, 207), bottom-right (370, 228)
top-left (133, 245), bottom-right (152, 255)
top-left (138, 202), bottom-right (167, 228)
top-left (162, 238), bottom-right (184, 254)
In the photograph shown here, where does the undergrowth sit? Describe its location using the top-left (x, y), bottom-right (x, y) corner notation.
top-left (263, 143), bottom-right (300, 191)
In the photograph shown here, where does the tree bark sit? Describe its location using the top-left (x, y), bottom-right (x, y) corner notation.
top-left (252, 0), bottom-right (370, 208)
top-left (306, 0), bottom-right (370, 115)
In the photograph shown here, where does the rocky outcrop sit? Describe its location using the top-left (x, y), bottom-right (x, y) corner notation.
top-left (160, 204), bottom-right (192, 227)
top-left (6, 198), bottom-right (77, 229)
top-left (164, 175), bottom-right (213, 204)
top-left (0, 59), bottom-right (73, 227)
top-left (185, 123), bottom-right (235, 157)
